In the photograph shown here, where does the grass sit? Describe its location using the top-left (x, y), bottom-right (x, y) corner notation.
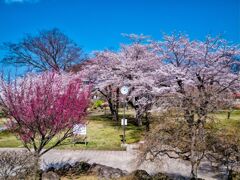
top-left (212, 110), bottom-right (240, 121)
top-left (0, 130), bottom-right (22, 148)
top-left (208, 110), bottom-right (240, 134)
top-left (0, 110), bottom-right (145, 150)
top-left (0, 109), bottom-right (238, 150)
top-left (55, 113), bottom-right (144, 150)
top-left (209, 110), bottom-right (240, 128)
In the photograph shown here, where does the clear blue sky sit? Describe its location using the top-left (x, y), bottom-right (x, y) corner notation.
top-left (0, 0), bottom-right (239, 53)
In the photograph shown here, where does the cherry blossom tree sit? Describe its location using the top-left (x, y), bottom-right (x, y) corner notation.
top-left (77, 53), bottom-right (121, 121)
top-left (115, 41), bottom-right (171, 127)
top-left (142, 33), bottom-right (240, 178)
top-left (0, 71), bottom-right (90, 176)
top-left (66, 32), bottom-right (240, 178)
top-left (81, 35), bottom-right (171, 126)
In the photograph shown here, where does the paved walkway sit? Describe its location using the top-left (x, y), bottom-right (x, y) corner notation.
top-left (0, 147), bottom-right (226, 180)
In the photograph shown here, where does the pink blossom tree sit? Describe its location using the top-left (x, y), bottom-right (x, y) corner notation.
top-left (0, 71), bottom-right (90, 174)
top-left (142, 33), bottom-right (240, 178)
top-left (82, 34), bottom-right (171, 126)
top-left (86, 52), bottom-right (122, 122)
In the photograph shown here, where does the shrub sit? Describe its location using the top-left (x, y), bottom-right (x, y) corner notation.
top-left (92, 100), bottom-right (104, 109)
top-left (0, 150), bottom-right (35, 179)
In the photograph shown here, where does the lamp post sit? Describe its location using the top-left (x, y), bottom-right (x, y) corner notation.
top-left (120, 86), bottom-right (129, 144)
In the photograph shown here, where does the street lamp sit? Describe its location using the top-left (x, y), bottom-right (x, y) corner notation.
top-left (120, 86), bottom-right (129, 144)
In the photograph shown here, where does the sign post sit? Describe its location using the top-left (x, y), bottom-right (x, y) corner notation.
top-left (120, 86), bottom-right (129, 144)
top-left (73, 124), bottom-right (87, 135)
top-left (122, 102), bottom-right (127, 144)
top-left (73, 124), bottom-right (87, 145)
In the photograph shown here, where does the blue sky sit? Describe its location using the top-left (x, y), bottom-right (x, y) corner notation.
top-left (0, 0), bottom-right (239, 53)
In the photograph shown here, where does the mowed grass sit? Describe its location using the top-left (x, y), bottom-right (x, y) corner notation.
top-left (0, 131), bottom-right (22, 147)
top-left (55, 112), bottom-right (144, 150)
top-left (213, 110), bottom-right (240, 121)
top-left (0, 111), bottom-right (144, 150)
top-left (0, 110), bottom-right (238, 150)
top-left (209, 110), bottom-right (240, 132)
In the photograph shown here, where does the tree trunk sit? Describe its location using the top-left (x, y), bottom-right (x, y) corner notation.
top-left (98, 86), bottom-right (119, 121)
top-left (227, 111), bottom-right (231, 119)
top-left (108, 99), bottom-right (115, 115)
top-left (190, 125), bottom-right (200, 179)
top-left (113, 110), bottom-right (119, 122)
top-left (135, 109), bottom-right (143, 126)
top-left (33, 153), bottom-right (40, 180)
top-left (115, 88), bottom-right (120, 121)
top-left (145, 111), bottom-right (150, 131)
top-left (190, 162), bottom-right (198, 179)
top-left (184, 108), bottom-right (199, 178)
top-left (228, 169), bottom-right (233, 180)
top-left (108, 99), bottom-right (119, 121)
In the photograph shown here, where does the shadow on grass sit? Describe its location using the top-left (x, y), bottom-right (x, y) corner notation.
top-left (0, 130), bottom-right (19, 140)
top-left (126, 130), bottom-right (144, 143)
top-left (88, 113), bottom-right (139, 126)
top-left (87, 114), bottom-right (113, 121)
top-left (0, 130), bottom-right (11, 136)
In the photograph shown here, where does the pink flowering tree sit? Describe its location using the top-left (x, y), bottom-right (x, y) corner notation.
top-left (142, 33), bottom-right (240, 178)
top-left (0, 71), bottom-right (90, 172)
top-left (88, 52), bottom-right (122, 122)
top-left (82, 34), bottom-right (171, 126)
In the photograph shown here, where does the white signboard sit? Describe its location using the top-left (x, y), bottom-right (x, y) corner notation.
top-left (73, 124), bottom-right (87, 135)
top-left (121, 118), bottom-right (127, 126)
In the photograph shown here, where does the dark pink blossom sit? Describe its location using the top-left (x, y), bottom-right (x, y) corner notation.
top-left (0, 71), bottom-right (90, 156)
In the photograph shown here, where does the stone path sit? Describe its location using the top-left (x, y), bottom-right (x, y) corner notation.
top-left (0, 147), bottom-right (226, 180)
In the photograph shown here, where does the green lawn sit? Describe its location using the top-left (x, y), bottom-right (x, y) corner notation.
top-left (213, 110), bottom-right (240, 121)
top-left (0, 109), bottom-right (239, 150)
top-left (209, 110), bottom-right (240, 132)
top-left (0, 111), bottom-right (144, 150)
top-left (0, 131), bottom-right (22, 148)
